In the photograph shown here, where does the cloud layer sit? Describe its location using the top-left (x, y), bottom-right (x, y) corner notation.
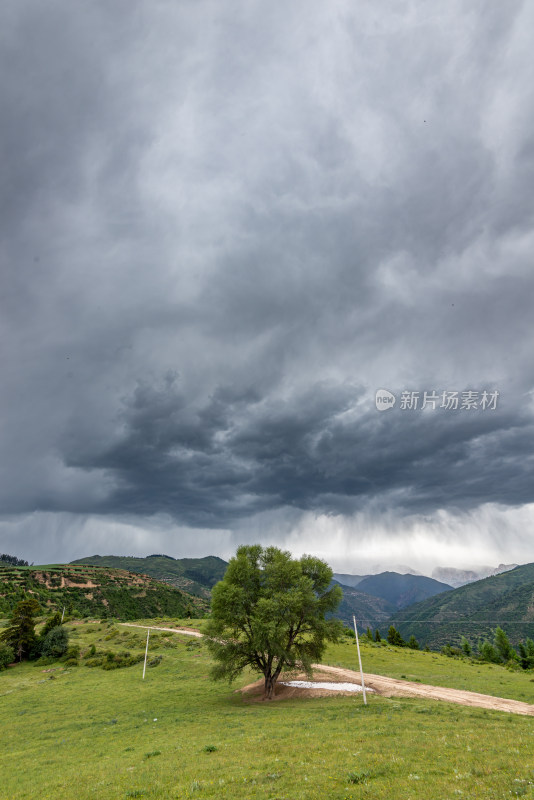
top-left (1, 0), bottom-right (533, 569)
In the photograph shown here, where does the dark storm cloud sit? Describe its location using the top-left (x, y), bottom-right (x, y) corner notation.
top-left (1, 0), bottom-right (534, 561)
top-left (56, 375), bottom-right (534, 526)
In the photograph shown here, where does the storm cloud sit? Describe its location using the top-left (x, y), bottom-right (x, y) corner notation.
top-left (1, 0), bottom-right (534, 571)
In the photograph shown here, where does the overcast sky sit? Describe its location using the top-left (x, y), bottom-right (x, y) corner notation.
top-left (1, 0), bottom-right (534, 574)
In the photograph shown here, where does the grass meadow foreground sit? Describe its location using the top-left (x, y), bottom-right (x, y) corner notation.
top-left (1, 620), bottom-right (534, 799)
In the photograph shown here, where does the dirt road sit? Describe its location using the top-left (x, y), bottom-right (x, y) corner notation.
top-left (120, 623), bottom-right (534, 716)
top-left (313, 664), bottom-right (534, 716)
top-left (119, 622), bottom-right (203, 637)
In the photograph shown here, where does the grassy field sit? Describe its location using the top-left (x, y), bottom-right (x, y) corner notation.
top-left (1, 621), bottom-right (534, 799)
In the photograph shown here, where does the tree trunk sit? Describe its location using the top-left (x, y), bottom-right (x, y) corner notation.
top-left (263, 673), bottom-right (276, 700)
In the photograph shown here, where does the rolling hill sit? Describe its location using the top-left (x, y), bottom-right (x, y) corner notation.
top-left (391, 562), bottom-right (534, 649)
top-left (0, 563), bottom-right (208, 619)
top-left (70, 554), bottom-right (228, 598)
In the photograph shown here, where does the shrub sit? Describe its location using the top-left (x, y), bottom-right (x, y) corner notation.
top-left (63, 644), bottom-right (80, 666)
top-left (441, 644), bottom-right (462, 657)
top-left (460, 636), bottom-right (472, 657)
top-left (478, 641), bottom-right (501, 664)
top-left (0, 642), bottom-right (14, 670)
top-left (42, 625), bottom-right (69, 659)
top-left (40, 612), bottom-right (62, 638)
top-left (85, 649), bottom-right (144, 670)
top-left (347, 770), bottom-right (371, 784)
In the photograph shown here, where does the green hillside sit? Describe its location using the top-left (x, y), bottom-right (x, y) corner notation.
top-left (1, 620), bottom-right (534, 799)
top-left (0, 563), bottom-right (208, 619)
top-left (332, 581), bottom-right (394, 628)
top-left (70, 554), bottom-right (228, 598)
top-left (391, 562), bottom-right (534, 649)
top-left (356, 572), bottom-right (453, 609)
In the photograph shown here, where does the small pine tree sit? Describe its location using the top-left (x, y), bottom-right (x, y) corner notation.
top-left (407, 635), bottom-right (419, 650)
top-left (0, 598), bottom-right (40, 661)
top-left (365, 626), bottom-right (374, 642)
top-left (518, 639), bottom-right (534, 670)
top-left (387, 625), bottom-right (405, 647)
top-left (460, 636), bottom-right (472, 657)
top-left (518, 642), bottom-right (529, 670)
top-left (374, 629), bottom-right (381, 642)
top-left (494, 627), bottom-right (516, 663)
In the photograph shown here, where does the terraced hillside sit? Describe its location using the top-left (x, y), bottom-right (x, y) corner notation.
top-left (0, 563), bottom-right (208, 619)
top-left (71, 554), bottom-right (228, 598)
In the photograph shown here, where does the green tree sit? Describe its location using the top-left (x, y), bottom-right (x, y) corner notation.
top-left (0, 642), bottom-right (14, 670)
top-left (478, 640), bottom-right (501, 664)
top-left (374, 629), bottom-right (381, 642)
top-left (40, 612), bottom-right (62, 639)
top-left (205, 545), bottom-right (343, 700)
top-left (407, 634), bottom-right (419, 650)
top-left (494, 627), bottom-right (516, 663)
top-left (387, 625), bottom-right (405, 647)
top-left (460, 636), bottom-right (472, 657)
top-left (0, 598), bottom-right (40, 661)
top-left (518, 639), bottom-right (534, 670)
top-left (42, 626), bottom-right (69, 658)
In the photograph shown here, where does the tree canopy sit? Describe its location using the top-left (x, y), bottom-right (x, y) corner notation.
top-left (205, 545), bottom-right (343, 699)
top-left (0, 597), bottom-right (40, 661)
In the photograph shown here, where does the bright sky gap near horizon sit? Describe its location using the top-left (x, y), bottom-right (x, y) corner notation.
top-left (1, 1), bottom-right (534, 574)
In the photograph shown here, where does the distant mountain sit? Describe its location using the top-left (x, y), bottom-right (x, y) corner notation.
top-left (330, 581), bottom-right (395, 629)
top-left (391, 562), bottom-right (534, 649)
top-left (432, 563), bottom-right (518, 588)
top-left (332, 573), bottom-right (367, 588)
top-left (0, 563), bottom-right (208, 619)
top-left (355, 572), bottom-right (453, 609)
top-left (71, 554), bottom-right (228, 598)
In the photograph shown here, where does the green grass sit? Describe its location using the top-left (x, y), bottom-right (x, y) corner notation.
top-left (1, 622), bottom-right (533, 799)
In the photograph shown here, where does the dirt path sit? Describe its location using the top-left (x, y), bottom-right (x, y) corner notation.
top-left (119, 622), bottom-right (203, 637)
top-left (119, 623), bottom-right (534, 716)
top-left (314, 664), bottom-right (534, 717)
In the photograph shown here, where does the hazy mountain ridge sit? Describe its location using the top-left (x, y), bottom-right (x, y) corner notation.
top-left (355, 572), bottom-right (453, 609)
top-left (432, 563), bottom-right (518, 588)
